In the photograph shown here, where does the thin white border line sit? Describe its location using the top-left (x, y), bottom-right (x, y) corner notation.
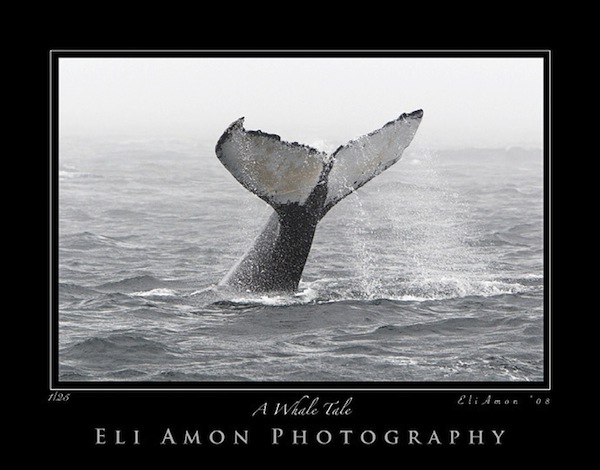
top-left (547, 50), bottom-right (552, 391)
top-left (49, 49), bottom-right (552, 55)
top-left (49, 50), bottom-right (54, 389)
top-left (49, 50), bottom-right (552, 393)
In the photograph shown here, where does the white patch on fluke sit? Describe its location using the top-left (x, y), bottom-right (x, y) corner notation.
top-left (217, 118), bottom-right (327, 206)
top-left (325, 112), bottom-right (422, 206)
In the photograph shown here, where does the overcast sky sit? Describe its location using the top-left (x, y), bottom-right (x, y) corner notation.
top-left (59, 56), bottom-right (544, 149)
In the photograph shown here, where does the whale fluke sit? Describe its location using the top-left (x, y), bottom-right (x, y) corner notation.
top-left (215, 110), bottom-right (423, 293)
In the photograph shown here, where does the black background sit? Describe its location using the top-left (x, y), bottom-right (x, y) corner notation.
top-left (31, 28), bottom-right (564, 462)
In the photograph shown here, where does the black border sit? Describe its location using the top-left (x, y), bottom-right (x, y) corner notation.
top-left (49, 49), bottom-right (552, 392)
top-left (41, 48), bottom-right (558, 458)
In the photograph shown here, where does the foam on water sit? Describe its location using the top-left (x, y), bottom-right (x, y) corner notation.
top-left (184, 273), bottom-right (536, 309)
top-left (131, 288), bottom-right (178, 297)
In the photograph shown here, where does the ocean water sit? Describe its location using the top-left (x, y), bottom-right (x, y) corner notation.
top-left (57, 137), bottom-right (545, 383)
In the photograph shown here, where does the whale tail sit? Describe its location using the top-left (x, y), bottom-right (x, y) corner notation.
top-left (216, 110), bottom-right (423, 214)
top-left (214, 110), bottom-right (423, 292)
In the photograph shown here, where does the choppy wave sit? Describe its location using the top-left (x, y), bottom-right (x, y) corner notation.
top-left (60, 231), bottom-right (144, 252)
top-left (61, 333), bottom-right (176, 366)
top-left (96, 275), bottom-right (172, 293)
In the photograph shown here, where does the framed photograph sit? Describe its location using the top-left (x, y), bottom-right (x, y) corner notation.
top-left (45, 49), bottom-right (554, 456)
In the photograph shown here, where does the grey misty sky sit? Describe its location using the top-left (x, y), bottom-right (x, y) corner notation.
top-left (59, 57), bottom-right (544, 149)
